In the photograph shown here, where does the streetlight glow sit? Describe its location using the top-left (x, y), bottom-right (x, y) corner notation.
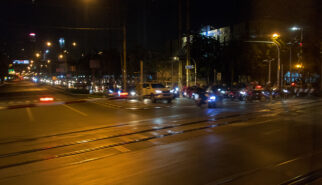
top-left (291, 26), bottom-right (301, 31)
top-left (272, 33), bottom-right (280, 39)
top-left (72, 42), bottom-right (77, 47)
top-left (295, 64), bottom-right (304, 69)
top-left (35, 53), bottom-right (40, 58)
top-left (58, 54), bottom-right (64, 59)
top-left (46, 42), bottom-right (52, 47)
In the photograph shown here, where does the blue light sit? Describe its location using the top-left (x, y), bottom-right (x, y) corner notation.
top-left (45, 49), bottom-right (49, 54)
top-left (59, 38), bottom-right (65, 48)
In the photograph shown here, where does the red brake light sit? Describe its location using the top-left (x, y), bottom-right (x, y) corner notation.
top-left (40, 97), bottom-right (54, 102)
top-left (120, 92), bottom-right (128, 96)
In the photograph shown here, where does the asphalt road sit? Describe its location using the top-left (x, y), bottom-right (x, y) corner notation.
top-left (0, 80), bottom-right (321, 185)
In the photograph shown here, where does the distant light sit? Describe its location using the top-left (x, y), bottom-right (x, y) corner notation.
top-left (40, 97), bottom-right (54, 102)
top-left (47, 60), bottom-right (51, 64)
top-left (29, 33), bottom-right (36, 37)
top-left (72, 42), bottom-right (77, 47)
top-left (35, 53), bottom-right (40, 58)
top-left (46, 42), bottom-right (52, 47)
top-left (291, 26), bottom-right (301, 31)
top-left (58, 54), bottom-right (64, 59)
top-left (272, 33), bottom-right (280, 38)
top-left (59, 38), bottom-right (65, 48)
top-left (45, 49), bottom-right (50, 54)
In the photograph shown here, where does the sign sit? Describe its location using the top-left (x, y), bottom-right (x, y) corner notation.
top-left (13, 60), bottom-right (30, 65)
top-left (185, 65), bottom-right (194, 70)
top-left (8, 69), bottom-right (15, 75)
top-left (217, 73), bottom-right (222, 81)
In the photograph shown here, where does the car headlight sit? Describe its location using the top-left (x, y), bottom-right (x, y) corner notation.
top-left (283, 89), bottom-right (289, 93)
top-left (209, 96), bottom-right (216, 101)
top-left (240, 91), bottom-right (246, 95)
top-left (130, 91), bottom-right (136, 96)
top-left (109, 90), bottom-right (114, 94)
top-left (155, 90), bottom-right (162, 94)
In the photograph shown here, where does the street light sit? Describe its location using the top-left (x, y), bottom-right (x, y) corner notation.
top-left (46, 42), bottom-right (52, 47)
top-left (272, 33), bottom-right (280, 39)
top-left (72, 42), bottom-right (77, 47)
top-left (58, 54), bottom-right (64, 59)
top-left (245, 40), bottom-right (281, 88)
top-left (295, 64), bottom-right (304, 69)
top-left (35, 53), bottom-right (40, 58)
top-left (47, 60), bottom-right (51, 64)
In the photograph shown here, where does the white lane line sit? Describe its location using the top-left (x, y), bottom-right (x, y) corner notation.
top-left (63, 104), bottom-right (88, 117)
top-left (26, 108), bottom-right (34, 122)
top-left (114, 146), bottom-right (131, 153)
top-left (91, 102), bottom-right (119, 110)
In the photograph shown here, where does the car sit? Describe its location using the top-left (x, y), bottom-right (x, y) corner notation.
top-left (142, 83), bottom-right (173, 103)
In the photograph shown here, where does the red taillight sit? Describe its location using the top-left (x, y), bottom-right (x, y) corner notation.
top-left (40, 97), bottom-right (54, 102)
top-left (120, 92), bottom-right (128, 96)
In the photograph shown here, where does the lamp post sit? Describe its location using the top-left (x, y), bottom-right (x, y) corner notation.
top-left (191, 58), bottom-right (197, 86)
top-left (172, 57), bottom-right (179, 88)
top-left (245, 40), bottom-right (281, 88)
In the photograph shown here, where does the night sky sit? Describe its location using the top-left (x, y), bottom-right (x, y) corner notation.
top-left (0, 0), bottom-right (320, 54)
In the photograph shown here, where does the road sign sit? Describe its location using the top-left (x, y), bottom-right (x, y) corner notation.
top-left (185, 65), bottom-right (194, 70)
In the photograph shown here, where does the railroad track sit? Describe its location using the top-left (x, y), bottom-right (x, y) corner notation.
top-left (0, 99), bottom-right (321, 174)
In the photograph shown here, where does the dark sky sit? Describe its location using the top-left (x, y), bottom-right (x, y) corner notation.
top-left (0, 0), bottom-right (319, 53)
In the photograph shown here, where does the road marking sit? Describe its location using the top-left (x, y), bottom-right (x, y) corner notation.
top-left (63, 104), bottom-right (88, 117)
top-left (91, 102), bottom-right (119, 110)
top-left (26, 108), bottom-right (34, 122)
top-left (114, 146), bottom-right (131, 153)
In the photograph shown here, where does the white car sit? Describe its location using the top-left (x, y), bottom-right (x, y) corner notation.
top-left (142, 83), bottom-right (173, 103)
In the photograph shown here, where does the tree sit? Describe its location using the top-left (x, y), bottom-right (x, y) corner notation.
top-left (189, 34), bottom-right (221, 84)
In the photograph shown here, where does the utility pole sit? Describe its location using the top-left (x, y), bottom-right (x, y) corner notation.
top-left (178, 0), bottom-right (183, 93)
top-left (289, 46), bottom-right (292, 83)
top-left (140, 60), bottom-right (143, 95)
top-left (123, 22), bottom-right (127, 91)
top-left (186, 0), bottom-right (190, 87)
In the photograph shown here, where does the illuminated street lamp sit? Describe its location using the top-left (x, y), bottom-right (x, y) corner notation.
top-left (47, 60), bottom-right (51, 64)
top-left (35, 53), bottom-right (40, 58)
top-left (46, 42), bottom-right (52, 47)
top-left (58, 54), bottom-right (64, 59)
top-left (72, 42), bottom-right (77, 47)
top-left (272, 33), bottom-right (280, 39)
top-left (295, 64), bottom-right (304, 69)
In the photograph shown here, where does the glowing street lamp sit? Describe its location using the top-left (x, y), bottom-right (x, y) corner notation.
top-left (46, 42), bottom-right (52, 47)
top-left (295, 64), bottom-right (304, 69)
top-left (47, 60), bottom-right (51, 64)
top-left (58, 54), bottom-right (64, 59)
top-left (35, 53), bottom-right (41, 58)
top-left (72, 42), bottom-right (77, 47)
top-left (272, 33), bottom-right (280, 39)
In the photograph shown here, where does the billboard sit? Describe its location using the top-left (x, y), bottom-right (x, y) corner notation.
top-left (8, 69), bottom-right (15, 75)
top-left (13, 60), bottom-right (30, 65)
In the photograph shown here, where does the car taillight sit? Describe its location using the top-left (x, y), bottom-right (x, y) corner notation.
top-left (40, 97), bottom-right (54, 102)
top-left (120, 92), bottom-right (128, 96)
